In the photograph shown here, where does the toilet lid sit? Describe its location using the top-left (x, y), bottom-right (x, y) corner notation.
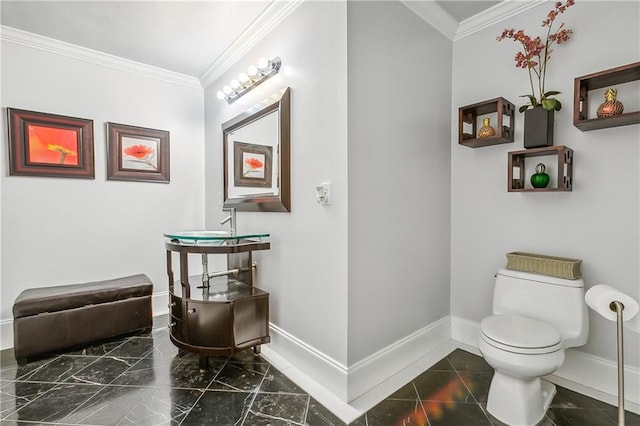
top-left (481, 314), bottom-right (562, 354)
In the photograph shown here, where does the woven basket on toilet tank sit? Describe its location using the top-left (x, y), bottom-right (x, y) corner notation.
top-left (505, 252), bottom-right (583, 280)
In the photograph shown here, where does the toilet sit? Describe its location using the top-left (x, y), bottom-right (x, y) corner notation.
top-left (479, 269), bottom-right (588, 426)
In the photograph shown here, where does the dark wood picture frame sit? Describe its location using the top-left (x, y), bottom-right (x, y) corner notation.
top-left (7, 108), bottom-right (95, 179)
top-left (107, 122), bottom-right (170, 183)
top-left (233, 141), bottom-right (273, 188)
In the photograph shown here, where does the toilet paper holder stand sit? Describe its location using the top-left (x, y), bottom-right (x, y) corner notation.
top-left (586, 283), bottom-right (638, 426)
top-left (609, 300), bottom-right (627, 426)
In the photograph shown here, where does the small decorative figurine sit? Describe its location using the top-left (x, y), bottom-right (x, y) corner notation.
top-left (478, 117), bottom-right (496, 138)
top-left (531, 163), bottom-right (550, 188)
top-left (597, 88), bottom-right (624, 118)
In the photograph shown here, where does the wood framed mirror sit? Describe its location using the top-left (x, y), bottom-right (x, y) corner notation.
top-left (222, 87), bottom-right (290, 212)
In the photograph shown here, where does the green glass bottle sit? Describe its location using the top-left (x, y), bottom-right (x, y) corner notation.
top-left (531, 163), bottom-right (550, 188)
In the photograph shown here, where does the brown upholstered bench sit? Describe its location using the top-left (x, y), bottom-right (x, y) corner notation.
top-left (13, 274), bottom-right (153, 362)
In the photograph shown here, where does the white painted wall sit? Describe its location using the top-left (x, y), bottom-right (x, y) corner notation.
top-left (451, 1), bottom-right (639, 368)
top-left (0, 39), bottom-right (205, 348)
top-left (204, 0), bottom-right (350, 378)
top-left (346, 1), bottom-right (452, 363)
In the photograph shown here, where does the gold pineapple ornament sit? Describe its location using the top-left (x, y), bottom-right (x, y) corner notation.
top-left (478, 117), bottom-right (496, 138)
top-left (597, 88), bottom-right (624, 118)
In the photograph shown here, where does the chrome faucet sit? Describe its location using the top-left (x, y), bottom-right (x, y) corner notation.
top-left (220, 208), bottom-right (237, 236)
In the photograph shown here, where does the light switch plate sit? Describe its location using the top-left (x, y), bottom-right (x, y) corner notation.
top-left (316, 183), bottom-right (331, 205)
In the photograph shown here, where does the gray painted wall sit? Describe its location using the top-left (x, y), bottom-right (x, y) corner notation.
top-left (347, 1), bottom-right (452, 364)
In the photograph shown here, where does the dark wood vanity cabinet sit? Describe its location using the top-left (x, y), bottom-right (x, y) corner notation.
top-left (168, 281), bottom-right (269, 354)
top-left (164, 234), bottom-right (271, 367)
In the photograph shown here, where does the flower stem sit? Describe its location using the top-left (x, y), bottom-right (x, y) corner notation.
top-left (527, 63), bottom-right (536, 106)
top-left (541, 24), bottom-right (553, 99)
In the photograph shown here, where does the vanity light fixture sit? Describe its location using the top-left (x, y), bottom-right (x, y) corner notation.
top-left (216, 57), bottom-right (282, 104)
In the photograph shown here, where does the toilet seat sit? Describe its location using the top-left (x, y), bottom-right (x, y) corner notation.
top-left (481, 314), bottom-right (562, 355)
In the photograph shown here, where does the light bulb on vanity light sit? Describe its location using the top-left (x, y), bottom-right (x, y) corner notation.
top-left (257, 57), bottom-right (271, 72)
top-left (222, 85), bottom-right (233, 95)
top-left (247, 65), bottom-right (261, 80)
top-left (230, 79), bottom-right (242, 92)
top-left (216, 91), bottom-right (225, 100)
top-left (238, 73), bottom-right (251, 87)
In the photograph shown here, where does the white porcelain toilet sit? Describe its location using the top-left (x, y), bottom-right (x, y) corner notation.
top-left (478, 269), bottom-right (589, 426)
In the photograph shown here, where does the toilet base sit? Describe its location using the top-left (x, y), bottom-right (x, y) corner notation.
top-left (487, 371), bottom-right (556, 426)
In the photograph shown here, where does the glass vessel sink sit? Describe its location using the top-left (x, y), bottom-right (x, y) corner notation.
top-left (163, 230), bottom-right (269, 245)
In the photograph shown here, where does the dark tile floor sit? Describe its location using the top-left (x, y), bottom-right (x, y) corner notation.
top-left (1, 316), bottom-right (638, 425)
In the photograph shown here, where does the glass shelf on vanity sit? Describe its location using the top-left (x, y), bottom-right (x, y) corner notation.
top-left (171, 275), bottom-right (267, 302)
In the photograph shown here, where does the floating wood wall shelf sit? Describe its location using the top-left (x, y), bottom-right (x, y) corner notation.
top-left (458, 97), bottom-right (515, 148)
top-left (573, 62), bottom-right (640, 131)
top-left (508, 145), bottom-right (573, 192)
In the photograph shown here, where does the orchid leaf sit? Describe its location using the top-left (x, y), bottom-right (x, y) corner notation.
top-left (519, 105), bottom-right (530, 113)
top-left (544, 90), bottom-right (561, 97)
top-left (519, 94), bottom-right (538, 104)
top-left (541, 99), bottom-right (556, 110)
top-left (541, 99), bottom-right (562, 111)
top-left (554, 100), bottom-right (562, 111)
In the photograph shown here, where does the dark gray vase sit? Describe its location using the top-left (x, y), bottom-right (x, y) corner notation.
top-left (524, 107), bottom-right (554, 149)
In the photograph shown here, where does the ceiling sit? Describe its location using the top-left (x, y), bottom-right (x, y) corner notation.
top-left (1, 1), bottom-right (502, 81)
top-left (435, 0), bottom-right (500, 22)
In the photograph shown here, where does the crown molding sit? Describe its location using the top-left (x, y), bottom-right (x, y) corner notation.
top-left (0, 25), bottom-right (202, 90)
top-left (199, 0), bottom-right (304, 89)
top-left (399, 0), bottom-right (458, 40)
top-left (455, 0), bottom-right (540, 41)
top-left (401, 0), bottom-right (539, 42)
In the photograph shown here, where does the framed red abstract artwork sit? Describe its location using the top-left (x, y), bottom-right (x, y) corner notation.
top-left (7, 108), bottom-right (95, 178)
top-left (106, 122), bottom-right (170, 183)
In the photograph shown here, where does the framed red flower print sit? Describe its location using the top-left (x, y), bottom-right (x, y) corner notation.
top-left (106, 122), bottom-right (170, 183)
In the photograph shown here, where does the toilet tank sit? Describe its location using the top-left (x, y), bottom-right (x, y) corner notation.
top-left (493, 268), bottom-right (589, 348)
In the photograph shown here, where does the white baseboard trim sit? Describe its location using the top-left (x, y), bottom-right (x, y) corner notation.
top-left (264, 323), bottom-right (349, 401)
top-left (1, 318), bottom-right (13, 351)
top-left (0, 291), bottom-right (170, 352)
top-left (451, 315), bottom-right (481, 347)
top-left (260, 345), bottom-right (362, 424)
top-left (551, 349), bottom-right (640, 415)
top-left (348, 339), bottom-right (457, 414)
top-left (450, 315), bottom-right (640, 415)
top-left (152, 291), bottom-right (169, 317)
top-left (347, 316), bottom-right (451, 401)
top-left (261, 317), bottom-right (455, 424)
